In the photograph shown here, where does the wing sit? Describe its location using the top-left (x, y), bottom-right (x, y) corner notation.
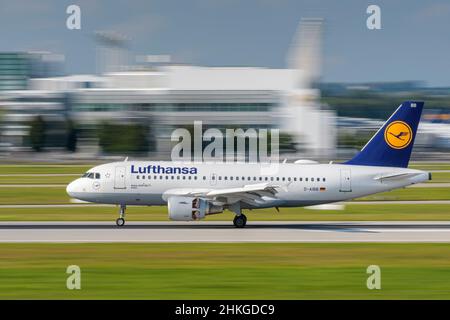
top-left (165, 183), bottom-right (283, 206)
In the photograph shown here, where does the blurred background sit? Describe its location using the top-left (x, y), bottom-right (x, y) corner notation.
top-left (0, 0), bottom-right (449, 163)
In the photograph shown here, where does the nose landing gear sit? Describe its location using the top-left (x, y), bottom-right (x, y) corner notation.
top-left (116, 204), bottom-right (126, 226)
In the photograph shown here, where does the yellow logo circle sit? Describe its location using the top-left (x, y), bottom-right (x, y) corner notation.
top-left (384, 121), bottom-right (412, 149)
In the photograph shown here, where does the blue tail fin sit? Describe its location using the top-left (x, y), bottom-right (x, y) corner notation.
top-left (345, 101), bottom-right (424, 168)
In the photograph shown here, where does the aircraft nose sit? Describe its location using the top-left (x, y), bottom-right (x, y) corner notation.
top-left (66, 179), bottom-right (80, 198)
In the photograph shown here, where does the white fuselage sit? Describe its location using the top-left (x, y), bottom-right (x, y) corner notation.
top-left (66, 161), bottom-right (429, 209)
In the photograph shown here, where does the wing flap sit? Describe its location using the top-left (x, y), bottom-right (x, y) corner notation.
top-left (205, 183), bottom-right (278, 197)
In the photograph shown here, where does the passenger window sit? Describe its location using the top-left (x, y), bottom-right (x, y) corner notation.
top-left (182, 176), bottom-right (186, 180)
top-left (218, 176), bottom-right (222, 180)
top-left (188, 176), bottom-right (192, 180)
top-left (253, 177), bottom-right (257, 181)
top-left (288, 177), bottom-right (291, 181)
top-left (203, 176), bottom-right (206, 180)
top-left (294, 177), bottom-right (297, 181)
top-left (259, 177), bottom-right (262, 181)
top-left (230, 176), bottom-right (233, 180)
top-left (311, 178), bottom-right (314, 182)
top-left (160, 176), bottom-right (163, 180)
top-left (270, 177), bottom-right (274, 181)
top-left (194, 176), bottom-right (197, 180)
top-left (165, 176), bottom-right (169, 180)
top-left (305, 178), bottom-right (308, 182)
top-left (171, 176), bottom-right (174, 180)
top-left (137, 175), bottom-right (140, 179)
top-left (224, 176), bottom-right (228, 180)
top-left (148, 176), bottom-right (151, 180)
top-left (323, 178), bottom-right (326, 182)
top-left (282, 177), bottom-right (285, 181)
top-left (236, 177), bottom-right (239, 180)
top-left (276, 177), bottom-right (280, 181)
top-left (300, 177), bottom-right (303, 181)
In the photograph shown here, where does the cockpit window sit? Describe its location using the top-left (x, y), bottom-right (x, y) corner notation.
top-left (82, 172), bottom-right (100, 179)
top-left (82, 172), bottom-right (94, 179)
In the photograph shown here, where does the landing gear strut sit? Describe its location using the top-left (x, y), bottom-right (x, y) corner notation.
top-left (233, 214), bottom-right (247, 228)
top-left (116, 204), bottom-right (126, 226)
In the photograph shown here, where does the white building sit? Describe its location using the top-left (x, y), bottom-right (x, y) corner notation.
top-left (0, 19), bottom-right (336, 158)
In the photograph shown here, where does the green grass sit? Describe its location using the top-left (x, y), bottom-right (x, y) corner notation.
top-left (1, 204), bottom-right (450, 221)
top-left (0, 243), bottom-right (449, 299)
top-left (409, 163), bottom-right (450, 171)
top-left (0, 175), bottom-right (76, 185)
top-left (428, 172), bottom-right (450, 183)
top-left (0, 165), bottom-right (91, 175)
top-left (356, 187), bottom-right (450, 201)
top-left (0, 187), bottom-right (70, 204)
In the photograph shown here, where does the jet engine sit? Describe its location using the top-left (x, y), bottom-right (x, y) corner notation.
top-left (167, 196), bottom-right (223, 221)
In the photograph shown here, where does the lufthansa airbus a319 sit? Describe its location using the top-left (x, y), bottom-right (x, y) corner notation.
top-left (66, 101), bottom-right (431, 228)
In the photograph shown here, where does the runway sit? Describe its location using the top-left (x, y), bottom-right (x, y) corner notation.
top-left (0, 221), bottom-right (450, 243)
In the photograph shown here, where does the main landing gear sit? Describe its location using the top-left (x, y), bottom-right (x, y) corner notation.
top-left (229, 202), bottom-right (247, 228)
top-left (116, 204), bottom-right (126, 226)
top-left (233, 214), bottom-right (247, 228)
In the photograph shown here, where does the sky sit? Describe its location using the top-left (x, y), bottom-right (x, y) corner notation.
top-left (1, 0), bottom-right (449, 86)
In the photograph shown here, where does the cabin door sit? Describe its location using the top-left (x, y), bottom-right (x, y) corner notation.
top-left (339, 169), bottom-right (352, 192)
top-left (114, 166), bottom-right (126, 189)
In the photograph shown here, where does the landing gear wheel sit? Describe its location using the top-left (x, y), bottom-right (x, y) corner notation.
top-left (233, 214), bottom-right (247, 228)
top-left (116, 218), bottom-right (125, 227)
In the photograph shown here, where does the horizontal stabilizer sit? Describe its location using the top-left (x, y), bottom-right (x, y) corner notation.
top-left (373, 172), bottom-right (422, 181)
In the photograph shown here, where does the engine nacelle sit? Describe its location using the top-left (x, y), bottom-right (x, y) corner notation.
top-left (167, 196), bottom-right (223, 221)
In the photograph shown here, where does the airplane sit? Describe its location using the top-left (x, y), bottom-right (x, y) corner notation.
top-left (66, 101), bottom-right (431, 228)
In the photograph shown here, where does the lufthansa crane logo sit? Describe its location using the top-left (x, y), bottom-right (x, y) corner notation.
top-left (384, 121), bottom-right (412, 149)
